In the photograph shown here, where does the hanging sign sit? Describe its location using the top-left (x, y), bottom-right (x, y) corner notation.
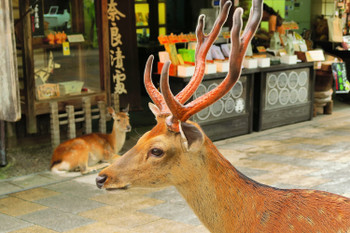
top-left (332, 62), bottom-right (350, 93)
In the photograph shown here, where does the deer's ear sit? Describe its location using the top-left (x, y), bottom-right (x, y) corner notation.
top-left (148, 102), bottom-right (161, 117)
top-left (108, 107), bottom-right (116, 117)
top-left (179, 122), bottom-right (204, 152)
top-left (122, 104), bottom-right (130, 113)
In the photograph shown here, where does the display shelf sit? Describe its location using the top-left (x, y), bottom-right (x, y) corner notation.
top-left (18, 0), bottom-right (110, 134)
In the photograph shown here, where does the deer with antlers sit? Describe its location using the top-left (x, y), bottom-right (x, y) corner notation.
top-left (96, 0), bottom-right (350, 232)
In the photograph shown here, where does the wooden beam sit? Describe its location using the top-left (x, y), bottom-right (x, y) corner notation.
top-left (20, 0), bottom-right (37, 133)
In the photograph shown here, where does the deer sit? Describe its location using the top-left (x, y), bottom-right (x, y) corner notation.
top-left (51, 106), bottom-right (131, 174)
top-left (96, 0), bottom-right (350, 232)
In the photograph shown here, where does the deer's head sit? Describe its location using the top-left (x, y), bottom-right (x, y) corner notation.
top-left (96, 0), bottom-right (262, 190)
top-left (108, 106), bottom-right (131, 133)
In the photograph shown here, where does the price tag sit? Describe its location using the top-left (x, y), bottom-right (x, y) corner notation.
top-left (62, 42), bottom-right (70, 56)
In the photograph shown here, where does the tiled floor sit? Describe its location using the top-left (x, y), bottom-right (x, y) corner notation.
top-left (2, 100), bottom-right (350, 232)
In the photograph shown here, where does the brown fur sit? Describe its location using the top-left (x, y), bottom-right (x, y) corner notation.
top-left (51, 107), bottom-right (131, 174)
top-left (98, 116), bottom-right (350, 233)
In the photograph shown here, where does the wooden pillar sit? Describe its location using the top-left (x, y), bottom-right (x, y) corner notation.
top-left (66, 105), bottom-right (76, 139)
top-left (20, 0), bottom-right (37, 133)
top-left (112, 93), bottom-right (120, 112)
top-left (147, 0), bottom-right (159, 43)
top-left (50, 102), bottom-right (60, 148)
top-left (83, 97), bottom-right (92, 134)
top-left (0, 121), bottom-right (7, 167)
top-left (98, 101), bottom-right (106, 133)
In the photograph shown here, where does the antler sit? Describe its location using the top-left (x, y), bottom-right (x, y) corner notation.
top-left (144, 0), bottom-right (233, 115)
top-left (147, 0), bottom-right (263, 131)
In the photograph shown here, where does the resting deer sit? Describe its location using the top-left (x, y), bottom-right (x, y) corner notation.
top-left (51, 106), bottom-right (131, 174)
top-left (96, 0), bottom-right (350, 232)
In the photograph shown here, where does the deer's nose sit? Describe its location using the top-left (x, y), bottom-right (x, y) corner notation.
top-left (126, 125), bottom-right (132, 131)
top-left (96, 175), bottom-right (107, 189)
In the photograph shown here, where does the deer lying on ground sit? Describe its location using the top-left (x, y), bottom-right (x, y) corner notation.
top-left (96, 0), bottom-right (350, 232)
top-left (51, 106), bottom-right (131, 174)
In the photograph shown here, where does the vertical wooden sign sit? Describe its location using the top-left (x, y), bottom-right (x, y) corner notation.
top-left (107, 0), bottom-right (141, 110)
top-left (0, 0), bottom-right (21, 121)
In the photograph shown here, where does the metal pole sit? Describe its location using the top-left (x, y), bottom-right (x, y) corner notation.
top-left (0, 120), bottom-right (7, 167)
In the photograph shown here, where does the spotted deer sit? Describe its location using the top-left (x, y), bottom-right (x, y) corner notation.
top-left (96, 0), bottom-right (350, 232)
top-left (51, 106), bottom-right (131, 174)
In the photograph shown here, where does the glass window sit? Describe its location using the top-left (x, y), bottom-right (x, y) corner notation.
top-left (34, 0), bottom-right (101, 100)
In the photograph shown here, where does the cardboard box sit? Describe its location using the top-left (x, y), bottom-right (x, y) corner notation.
top-left (177, 65), bottom-right (195, 77)
top-left (205, 63), bottom-right (217, 74)
top-left (158, 51), bottom-right (170, 63)
top-left (59, 81), bottom-right (84, 95)
top-left (257, 58), bottom-right (270, 68)
top-left (214, 60), bottom-right (229, 72)
top-left (243, 58), bottom-right (258, 69)
top-left (281, 55), bottom-right (297, 65)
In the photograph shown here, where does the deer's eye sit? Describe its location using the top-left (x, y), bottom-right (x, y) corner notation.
top-left (149, 148), bottom-right (164, 158)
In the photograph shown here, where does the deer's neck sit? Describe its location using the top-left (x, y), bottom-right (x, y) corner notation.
top-left (109, 125), bottom-right (126, 154)
top-left (175, 140), bottom-right (269, 233)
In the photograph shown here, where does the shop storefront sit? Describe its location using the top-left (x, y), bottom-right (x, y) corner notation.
top-left (3, 0), bottom-right (350, 142)
top-left (12, 0), bottom-right (141, 134)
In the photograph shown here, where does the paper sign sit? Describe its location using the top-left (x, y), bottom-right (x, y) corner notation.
top-left (305, 50), bottom-right (325, 62)
top-left (67, 34), bottom-right (85, 43)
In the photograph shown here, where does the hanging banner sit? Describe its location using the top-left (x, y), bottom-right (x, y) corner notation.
top-left (0, 0), bottom-right (21, 121)
top-left (106, 0), bottom-right (141, 109)
top-left (107, 0), bottom-right (127, 95)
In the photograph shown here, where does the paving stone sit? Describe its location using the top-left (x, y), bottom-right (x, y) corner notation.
top-left (19, 208), bottom-right (94, 232)
top-left (65, 222), bottom-right (133, 233)
top-left (10, 188), bottom-right (59, 201)
top-left (8, 225), bottom-right (58, 233)
top-left (44, 180), bottom-right (105, 199)
top-left (91, 191), bottom-right (163, 211)
top-left (248, 153), bottom-right (339, 169)
top-left (0, 213), bottom-right (32, 233)
top-left (79, 206), bottom-right (161, 229)
top-left (0, 197), bottom-right (47, 217)
top-left (73, 173), bottom-right (98, 185)
top-left (34, 193), bottom-right (105, 214)
top-left (0, 182), bottom-right (21, 196)
top-left (145, 186), bottom-right (187, 205)
top-left (40, 171), bottom-right (81, 181)
top-left (235, 166), bottom-right (268, 178)
top-left (312, 178), bottom-right (350, 196)
top-left (141, 187), bottom-right (201, 226)
top-left (140, 201), bottom-right (201, 226)
top-left (130, 218), bottom-right (209, 233)
top-left (9, 174), bottom-right (55, 190)
top-left (291, 142), bottom-right (350, 154)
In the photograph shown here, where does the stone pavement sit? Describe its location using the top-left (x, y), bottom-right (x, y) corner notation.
top-left (2, 100), bottom-right (350, 232)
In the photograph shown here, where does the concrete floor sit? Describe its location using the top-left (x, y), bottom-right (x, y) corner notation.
top-left (1, 99), bottom-right (350, 232)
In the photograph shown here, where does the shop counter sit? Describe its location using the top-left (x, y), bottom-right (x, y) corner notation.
top-left (153, 62), bottom-right (314, 140)
top-left (253, 62), bottom-right (315, 131)
top-left (155, 70), bottom-right (256, 141)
